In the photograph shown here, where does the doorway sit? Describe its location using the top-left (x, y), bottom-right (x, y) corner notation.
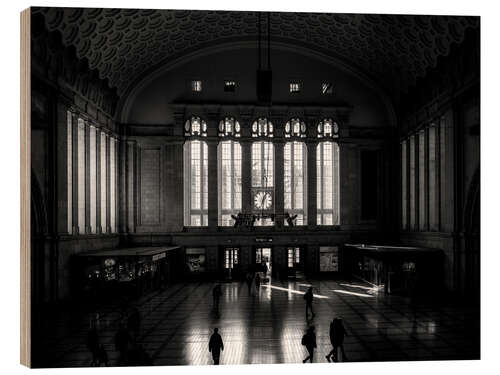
top-left (255, 247), bottom-right (272, 277)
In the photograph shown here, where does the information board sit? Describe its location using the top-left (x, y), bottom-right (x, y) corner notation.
top-left (319, 246), bottom-right (339, 272)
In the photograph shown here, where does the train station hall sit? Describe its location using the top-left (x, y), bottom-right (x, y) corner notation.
top-left (28, 7), bottom-right (480, 368)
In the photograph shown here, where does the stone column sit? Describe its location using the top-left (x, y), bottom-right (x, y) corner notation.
top-left (71, 112), bottom-right (79, 234)
top-left (56, 100), bottom-right (70, 234)
top-left (96, 127), bottom-right (101, 234)
top-left (106, 134), bottom-right (112, 233)
top-left (126, 140), bottom-right (137, 233)
top-left (84, 120), bottom-right (91, 234)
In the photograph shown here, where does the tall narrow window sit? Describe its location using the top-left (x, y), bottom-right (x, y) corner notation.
top-left (100, 132), bottom-right (107, 233)
top-left (218, 141), bottom-right (242, 226)
top-left (66, 111), bottom-right (72, 234)
top-left (284, 141), bottom-right (307, 225)
top-left (252, 141), bottom-right (274, 226)
top-left (110, 137), bottom-right (117, 233)
top-left (89, 125), bottom-right (97, 233)
top-left (419, 130), bottom-right (426, 230)
top-left (184, 140), bottom-right (208, 226)
top-left (429, 125), bottom-right (437, 230)
top-left (401, 140), bottom-right (407, 230)
top-left (409, 135), bottom-right (416, 229)
top-left (316, 141), bottom-right (340, 225)
top-left (77, 118), bottom-right (86, 233)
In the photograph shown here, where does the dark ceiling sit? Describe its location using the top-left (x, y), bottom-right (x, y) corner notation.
top-left (33, 7), bottom-right (479, 99)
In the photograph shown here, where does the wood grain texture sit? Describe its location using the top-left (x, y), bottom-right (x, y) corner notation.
top-left (20, 7), bottom-right (31, 368)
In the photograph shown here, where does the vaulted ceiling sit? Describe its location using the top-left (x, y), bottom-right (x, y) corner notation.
top-left (33, 7), bottom-right (479, 99)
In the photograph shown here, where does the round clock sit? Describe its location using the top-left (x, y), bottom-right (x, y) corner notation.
top-left (254, 191), bottom-right (273, 210)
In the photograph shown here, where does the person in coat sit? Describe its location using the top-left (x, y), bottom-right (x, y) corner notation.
top-left (302, 325), bottom-right (317, 363)
top-left (303, 287), bottom-right (315, 318)
top-left (209, 328), bottom-right (224, 365)
top-left (325, 318), bottom-right (348, 362)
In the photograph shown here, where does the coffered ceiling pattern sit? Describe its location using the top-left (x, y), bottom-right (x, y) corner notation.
top-left (33, 7), bottom-right (479, 97)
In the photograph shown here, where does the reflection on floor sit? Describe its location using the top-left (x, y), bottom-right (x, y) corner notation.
top-left (34, 279), bottom-right (479, 367)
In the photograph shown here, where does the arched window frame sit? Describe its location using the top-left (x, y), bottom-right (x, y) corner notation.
top-left (317, 118), bottom-right (340, 139)
top-left (184, 115), bottom-right (208, 137)
top-left (184, 115), bottom-right (209, 227)
top-left (252, 117), bottom-right (274, 138)
top-left (285, 118), bottom-right (307, 138)
top-left (218, 117), bottom-right (241, 138)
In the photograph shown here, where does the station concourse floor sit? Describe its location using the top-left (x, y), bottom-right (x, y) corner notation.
top-left (35, 278), bottom-right (480, 367)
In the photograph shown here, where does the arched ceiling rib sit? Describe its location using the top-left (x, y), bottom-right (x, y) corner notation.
top-left (33, 7), bottom-right (479, 97)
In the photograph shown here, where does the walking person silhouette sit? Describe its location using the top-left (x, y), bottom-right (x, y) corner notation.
top-left (302, 325), bottom-right (317, 363)
top-left (325, 318), bottom-right (349, 362)
top-left (209, 328), bottom-right (224, 365)
top-left (246, 272), bottom-right (253, 295)
top-left (304, 287), bottom-right (315, 318)
top-left (213, 284), bottom-right (222, 314)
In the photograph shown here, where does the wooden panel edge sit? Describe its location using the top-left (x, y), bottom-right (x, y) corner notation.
top-left (20, 7), bottom-right (31, 368)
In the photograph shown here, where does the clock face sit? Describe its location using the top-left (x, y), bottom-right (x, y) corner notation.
top-left (254, 191), bottom-right (273, 210)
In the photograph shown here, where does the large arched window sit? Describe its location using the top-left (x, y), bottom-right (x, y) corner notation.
top-left (316, 141), bottom-right (340, 225)
top-left (218, 140), bottom-right (242, 226)
top-left (252, 141), bottom-right (274, 226)
top-left (184, 139), bottom-right (208, 226)
top-left (284, 141), bottom-right (307, 225)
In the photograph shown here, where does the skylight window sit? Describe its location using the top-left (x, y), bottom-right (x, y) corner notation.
top-left (322, 82), bottom-right (333, 95)
top-left (290, 82), bottom-right (301, 93)
top-left (224, 80), bottom-right (236, 92)
top-left (191, 80), bottom-right (202, 92)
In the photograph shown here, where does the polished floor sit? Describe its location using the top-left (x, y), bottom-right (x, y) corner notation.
top-left (34, 278), bottom-right (480, 367)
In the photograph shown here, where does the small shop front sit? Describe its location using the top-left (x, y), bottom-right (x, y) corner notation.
top-left (75, 246), bottom-right (181, 299)
top-left (343, 244), bottom-right (444, 295)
